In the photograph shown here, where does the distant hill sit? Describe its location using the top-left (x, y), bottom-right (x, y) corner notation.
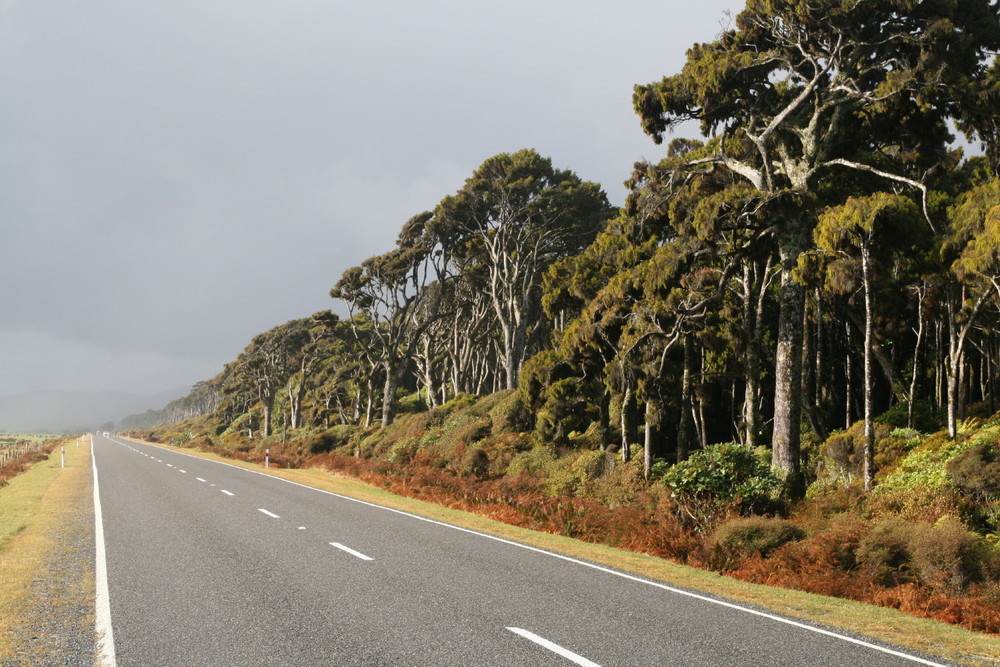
top-left (0, 388), bottom-right (188, 434)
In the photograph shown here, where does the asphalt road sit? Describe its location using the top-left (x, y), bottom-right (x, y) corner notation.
top-left (92, 433), bottom-right (956, 666)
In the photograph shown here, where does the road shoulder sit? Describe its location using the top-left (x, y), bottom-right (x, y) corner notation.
top-left (0, 440), bottom-right (95, 665)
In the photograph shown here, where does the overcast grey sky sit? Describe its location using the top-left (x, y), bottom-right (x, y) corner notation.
top-left (0, 1), bottom-right (742, 399)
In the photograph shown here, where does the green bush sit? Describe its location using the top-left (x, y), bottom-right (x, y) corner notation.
top-left (572, 448), bottom-right (607, 478)
top-left (304, 425), bottom-right (359, 454)
top-left (872, 432), bottom-right (973, 496)
top-left (396, 390), bottom-right (428, 415)
top-left (488, 390), bottom-right (534, 433)
top-left (714, 517), bottom-right (805, 557)
top-left (661, 443), bottom-right (784, 527)
top-left (518, 351), bottom-right (601, 444)
top-left (947, 441), bottom-right (1000, 531)
top-left (506, 443), bottom-right (558, 480)
top-left (567, 421), bottom-right (606, 451)
top-left (387, 438), bottom-right (419, 464)
top-left (436, 416), bottom-right (491, 455)
top-left (459, 447), bottom-right (490, 477)
top-left (818, 421), bottom-right (899, 482)
top-left (875, 400), bottom-right (941, 434)
top-left (948, 442), bottom-right (1000, 497)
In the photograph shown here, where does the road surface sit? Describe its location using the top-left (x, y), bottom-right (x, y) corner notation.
top-left (92, 433), bottom-right (955, 666)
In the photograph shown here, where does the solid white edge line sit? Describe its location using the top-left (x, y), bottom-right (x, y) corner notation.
top-left (106, 437), bottom-right (946, 667)
top-left (258, 508), bottom-right (280, 518)
top-left (506, 627), bottom-right (600, 667)
top-left (92, 439), bottom-right (117, 666)
top-left (329, 542), bottom-right (374, 561)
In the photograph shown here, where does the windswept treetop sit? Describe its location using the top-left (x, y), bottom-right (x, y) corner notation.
top-left (634, 0), bottom-right (1000, 200)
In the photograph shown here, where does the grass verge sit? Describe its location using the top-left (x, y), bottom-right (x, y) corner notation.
top-left (0, 438), bottom-right (92, 659)
top-left (130, 438), bottom-right (999, 666)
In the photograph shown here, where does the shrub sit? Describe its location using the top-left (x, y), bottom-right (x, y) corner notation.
top-left (396, 390), bottom-right (428, 414)
top-left (476, 432), bottom-right (531, 477)
top-left (947, 442), bottom-right (1000, 498)
top-left (567, 421), bottom-right (606, 451)
top-left (506, 443), bottom-right (558, 480)
top-left (661, 443), bottom-right (784, 529)
top-left (856, 520), bottom-right (916, 586)
top-left (872, 432), bottom-right (972, 497)
top-left (714, 517), bottom-right (805, 557)
top-left (436, 416), bottom-right (491, 458)
top-left (303, 425), bottom-right (359, 454)
top-left (817, 421), bottom-right (896, 482)
top-left (908, 517), bottom-right (992, 594)
top-left (584, 458), bottom-right (646, 508)
top-left (519, 350), bottom-right (601, 444)
top-left (459, 447), bottom-right (489, 478)
top-left (875, 400), bottom-right (941, 434)
top-left (571, 449), bottom-right (607, 482)
top-left (387, 438), bottom-right (419, 464)
top-left (947, 439), bottom-right (1000, 532)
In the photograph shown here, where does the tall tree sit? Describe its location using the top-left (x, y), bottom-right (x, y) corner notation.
top-left (331, 212), bottom-right (452, 427)
top-left (633, 0), bottom-right (1000, 494)
top-left (812, 193), bottom-right (922, 489)
top-left (944, 177), bottom-right (1000, 436)
top-left (436, 149), bottom-right (613, 390)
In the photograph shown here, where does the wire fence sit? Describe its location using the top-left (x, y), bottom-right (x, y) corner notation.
top-left (0, 440), bottom-right (55, 469)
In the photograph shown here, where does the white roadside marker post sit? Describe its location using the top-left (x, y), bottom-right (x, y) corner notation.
top-left (60, 446), bottom-right (65, 468)
top-left (265, 448), bottom-right (270, 469)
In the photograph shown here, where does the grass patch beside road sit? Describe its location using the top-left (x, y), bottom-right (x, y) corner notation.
top-left (0, 437), bottom-right (91, 659)
top-left (129, 438), bottom-right (999, 666)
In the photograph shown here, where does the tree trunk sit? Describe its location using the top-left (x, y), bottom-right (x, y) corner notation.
top-left (908, 284), bottom-right (926, 430)
top-left (678, 336), bottom-right (694, 463)
top-left (815, 288), bottom-right (825, 408)
top-left (845, 322), bottom-right (853, 429)
top-left (644, 399), bottom-right (654, 480)
top-left (364, 377), bottom-right (374, 428)
top-left (862, 244), bottom-right (875, 491)
top-left (620, 385), bottom-right (633, 463)
top-left (420, 337), bottom-right (439, 410)
top-left (381, 360), bottom-right (401, 428)
top-left (945, 287), bottom-right (989, 438)
top-left (741, 260), bottom-right (768, 448)
top-left (947, 353), bottom-right (962, 438)
top-left (771, 230), bottom-right (807, 498)
top-left (262, 398), bottom-right (273, 438)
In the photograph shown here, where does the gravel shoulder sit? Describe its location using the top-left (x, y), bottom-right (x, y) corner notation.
top-left (3, 448), bottom-right (95, 666)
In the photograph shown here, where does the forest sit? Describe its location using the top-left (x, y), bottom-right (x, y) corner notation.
top-left (125, 1), bottom-right (1000, 633)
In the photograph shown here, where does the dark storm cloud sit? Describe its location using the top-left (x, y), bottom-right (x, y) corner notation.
top-left (0, 1), bottom-right (740, 397)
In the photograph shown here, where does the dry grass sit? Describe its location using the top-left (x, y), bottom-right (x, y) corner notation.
top-left (0, 437), bottom-right (90, 659)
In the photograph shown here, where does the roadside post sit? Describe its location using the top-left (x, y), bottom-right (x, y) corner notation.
top-left (61, 446), bottom-right (65, 468)
top-left (265, 448), bottom-right (270, 469)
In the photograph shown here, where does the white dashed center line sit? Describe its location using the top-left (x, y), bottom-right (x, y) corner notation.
top-left (258, 508), bottom-right (280, 518)
top-left (221, 490), bottom-right (234, 496)
top-left (196, 478), bottom-right (206, 483)
top-left (329, 542), bottom-right (373, 561)
top-left (506, 628), bottom-right (601, 667)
